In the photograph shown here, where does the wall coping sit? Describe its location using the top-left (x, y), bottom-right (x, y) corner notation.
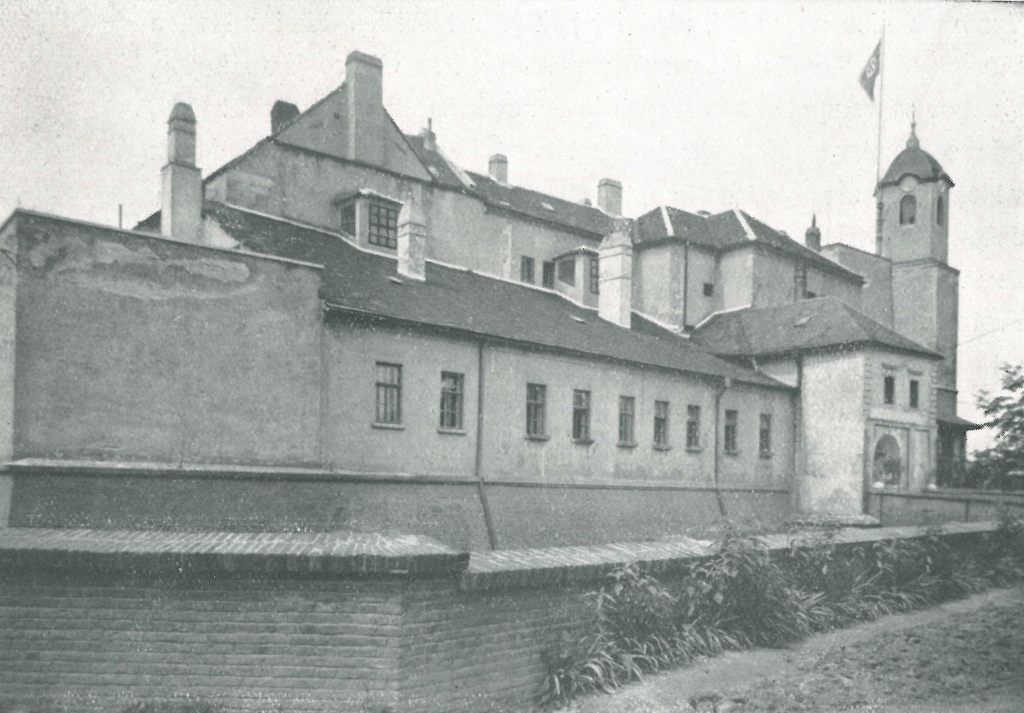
top-left (0, 528), bottom-right (469, 578)
top-left (460, 520), bottom-right (1000, 590)
top-left (869, 487), bottom-right (1024, 504)
top-left (4, 458), bottom-right (789, 493)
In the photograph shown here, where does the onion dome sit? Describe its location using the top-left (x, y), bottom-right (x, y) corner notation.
top-left (879, 120), bottom-right (953, 188)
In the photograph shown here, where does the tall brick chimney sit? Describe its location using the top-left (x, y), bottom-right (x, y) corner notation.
top-left (598, 218), bottom-right (633, 328)
top-left (161, 102), bottom-right (203, 244)
top-left (397, 199), bottom-right (427, 281)
top-left (345, 51), bottom-right (385, 166)
top-left (489, 154), bottom-right (508, 184)
top-left (598, 178), bottom-right (622, 216)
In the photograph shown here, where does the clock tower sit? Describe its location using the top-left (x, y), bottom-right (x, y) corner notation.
top-left (876, 121), bottom-right (953, 263)
top-left (877, 121), bottom-right (960, 427)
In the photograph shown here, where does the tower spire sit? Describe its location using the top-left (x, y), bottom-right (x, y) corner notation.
top-left (908, 107), bottom-right (919, 149)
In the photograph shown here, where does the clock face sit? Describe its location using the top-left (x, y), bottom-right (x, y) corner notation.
top-left (900, 176), bottom-right (918, 192)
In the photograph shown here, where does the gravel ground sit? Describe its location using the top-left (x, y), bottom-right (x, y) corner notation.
top-left (577, 586), bottom-right (1024, 713)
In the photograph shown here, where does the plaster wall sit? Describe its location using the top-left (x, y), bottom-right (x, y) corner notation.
top-left (717, 246), bottom-right (754, 311)
top-left (206, 142), bottom-right (601, 283)
top-left (820, 244), bottom-right (893, 327)
top-left (633, 243), bottom-right (675, 326)
top-left (685, 246), bottom-right (718, 327)
top-left (11, 213), bottom-right (324, 466)
top-left (800, 351), bottom-right (866, 516)
top-left (878, 180), bottom-right (949, 263)
top-left (752, 248), bottom-right (862, 309)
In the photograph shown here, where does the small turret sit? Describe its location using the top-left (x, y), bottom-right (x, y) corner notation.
top-left (804, 214), bottom-right (821, 252)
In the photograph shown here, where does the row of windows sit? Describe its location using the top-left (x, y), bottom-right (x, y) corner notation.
top-left (374, 362), bottom-right (772, 456)
top-left (521, 255), bottom-right (600, 294)
top-left (883, 374), bottom-right (921, 408)
top-left (897, 195), bottom-right (945, 227)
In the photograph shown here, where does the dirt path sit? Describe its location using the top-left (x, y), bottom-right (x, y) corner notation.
top-left (577, 586), bottom-right (1024, 713)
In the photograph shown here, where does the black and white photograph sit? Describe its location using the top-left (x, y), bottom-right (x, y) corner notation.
top-left (1, 2), bottom-right (1022, 711)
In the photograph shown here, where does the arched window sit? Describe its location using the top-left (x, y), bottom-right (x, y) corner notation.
top-left (900, 195), bottom-right (916, 225)
top-left (873, 434), bottom-right (903, 488)
top-left (936, 195), bottom-right (945, 226)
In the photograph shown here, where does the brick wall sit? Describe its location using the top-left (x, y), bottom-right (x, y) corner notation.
top-left (0, 522), bottom-right (999, 713)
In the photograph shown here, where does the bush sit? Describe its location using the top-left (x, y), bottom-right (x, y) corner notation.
top-left (539, 518), bottom-right (1024, 708)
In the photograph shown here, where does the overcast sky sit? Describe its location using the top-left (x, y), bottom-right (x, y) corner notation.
top-left (1, 1), bottom-right (1021, 451)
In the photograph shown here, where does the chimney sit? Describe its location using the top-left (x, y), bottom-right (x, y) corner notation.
top-left (271, 100), bottom-right (300, 134)
top-left (421, 118), bottom-right (436, 152)
top-left (598, 218), bottom-right (633, 328)
top-left (161, 102), bottom-right (204, 244)
top-left (345, 51), bottom-right (385, 166)
top-left (397, 199), bottom-right (427, 281)
top-left (598, 178), bottom-right (622, 216)
top-left (805, 214), bottom-right (822, 251)
top-left (488, 154), bottom-right (508, 184)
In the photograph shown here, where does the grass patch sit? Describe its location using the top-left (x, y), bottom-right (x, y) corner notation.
top-left (538, 513), bottom-right (1024, 708)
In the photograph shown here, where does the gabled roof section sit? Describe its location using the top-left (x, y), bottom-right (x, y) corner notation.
top-left (201, 201), bottom-right (789, 390)
top-left (634, 206), bottom-right (863, 282)
top-left (465, 171), bottom-right (616, 238)
top-left (403, 133), bottom-right (470, 190)
top-left (691, 296), bottom-right (941, 360)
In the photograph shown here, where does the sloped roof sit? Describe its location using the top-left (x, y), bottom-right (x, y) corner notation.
top-left (634, 207), bottom-right (862, 282)
top-left (880, 127), bottom-right (953, 188)
top-left (403, 132), bottom-right (466, 189)
top-left (201, 202), bottom-right (788, 390)
top-left (465, 171), bottom-right (614, 238)
top-left (691, 296), bottom-right (941, 360)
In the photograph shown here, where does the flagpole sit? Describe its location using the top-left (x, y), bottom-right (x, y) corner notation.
top-left (875, 23), bottom-right (885, 187)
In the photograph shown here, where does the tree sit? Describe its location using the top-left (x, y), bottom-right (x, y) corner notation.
top-left (969, 364), bottom-right (1024, 490)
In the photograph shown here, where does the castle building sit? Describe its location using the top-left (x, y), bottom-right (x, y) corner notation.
top-left (0, 51), bottom-right (976, 547)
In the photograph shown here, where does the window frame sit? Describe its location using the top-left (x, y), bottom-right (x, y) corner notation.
top-left (526, 383), bottom-right (547, 439)
top-left (724, 409), bottom-right (739, 455)
top-left (653, 400), bottom-right (670, 449)
top-left (759, 413), bottom-right (772, 458)
top-left (909, 379), bottom-right (920, 409)
top-left (900, 194), bottom-right (916, 226)
top-left (368, 202), bottom-right (399, 249)
top-left (884, 375), bottom-right (896, 405)
top-left (686, 404), bottom-right (701, 450)
top-left (439, 371), bottom-right (465, 431)
top-left (589, 257), bottom-right (600, 294)
top-left (618, 396), bottom-right (636, 446)
top-left (542, 261), bottom-right (556, 288)
top-left (520, 256), bottom-right (535, 284)
top-left (558, 257), bottom-right (576, 286)
top-left (374, 362), bottom-right (402, 425)
top-left (572, 389), bottom-right (592, 443)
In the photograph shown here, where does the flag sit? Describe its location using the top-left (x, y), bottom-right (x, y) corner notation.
top-left (859, 40), bottom-right (881, 100)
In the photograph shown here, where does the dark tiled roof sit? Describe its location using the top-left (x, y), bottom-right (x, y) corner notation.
top-left (691, 296), bottom-right (941, 360)
top-left (937, 415), bottom-right (983, 431)
top-left (880, 132), bottom-right (953, 188)
top-left (465, 171), bottom-right (615, 238)
top-left (403, 133), bottom-right (466, 189)
top-left (203, 202), bottom-right (788, 390)
top-left (635, 207), bottom-right (862, 282)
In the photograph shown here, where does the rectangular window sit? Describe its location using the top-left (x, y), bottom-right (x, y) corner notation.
top-left (654, 401), bottom-right (670, 448)
top-left (440, 372), bottom-right (464, 430)
top-left (572, 390), bottom-right (591, 442)
top-left (686, 405), bottom-right (701, 449)
top-left (526, 383), bottom-right (546, 437)
top-left (368, 203), bottom-right (399, 249)
top-left (340, 203), bottom-right (356, 236)
top-left (884, 375), bottom-right (895, 405)
top-left (558, 257), bottom-right (576, 286)
top-left (375, 363), bottom-right (402, 424)
top-left (909, 379), bottom-right (920, 409)
top-left (759, 414), bottom-right (772, 457)
top-left (520, 256), bottom-right (535, 284)
top-left (724, 409), bottom-right (738, 454)
top-left (542, 261), bottom-right (556, 288)
top-left (589, 257), bottom-right (600, 294)
top-left (703, 282), bottom-right (714, 297)
top-left (618, 396), bottom-right (635, 445)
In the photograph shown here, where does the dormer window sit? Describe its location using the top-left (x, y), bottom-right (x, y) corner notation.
top-left (335, 190), bottom-right (403, 250)
top-left (900, 195), bottom-right (916, 225)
